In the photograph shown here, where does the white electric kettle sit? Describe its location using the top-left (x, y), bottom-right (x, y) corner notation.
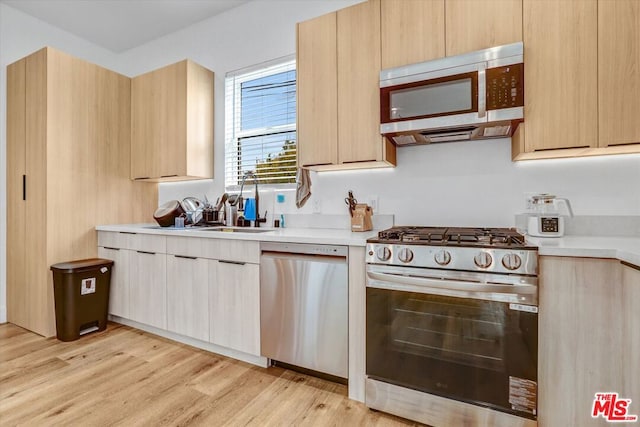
top-left (526, 194), bottom-right (574, 237)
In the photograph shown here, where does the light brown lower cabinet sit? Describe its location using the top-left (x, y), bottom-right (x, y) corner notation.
top-left (539, 256), bottom-right (639, 426)
top-left (620, 263), bottom-right (640, 402)
top-left (209, 260), bottom-right (261, 356)
top-left (98, 232), bottom-right (262, 358)
top-left (129, 251), bottom-right (167, 330)
top-left (97, 247), bottom-right (131, 319)
top-left (167, 255), bottom-right (209, 342)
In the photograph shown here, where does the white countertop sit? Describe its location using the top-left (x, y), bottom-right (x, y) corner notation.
top-left (96, 223), bottom-right (377, 247)
top-left (527, 235), bottom-right (640, 267)
top-left (96, 224), bottom-right (640, 265)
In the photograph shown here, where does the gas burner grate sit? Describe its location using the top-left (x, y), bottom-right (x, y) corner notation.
top-left (375, 226), bottom-right (526, 247)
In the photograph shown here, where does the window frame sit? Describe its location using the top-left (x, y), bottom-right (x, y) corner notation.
top-left (224, 55), bottom-right (297, 191)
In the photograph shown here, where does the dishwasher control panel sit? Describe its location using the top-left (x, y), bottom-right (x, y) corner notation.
top-left (260, 242), bottom-right (348, 257)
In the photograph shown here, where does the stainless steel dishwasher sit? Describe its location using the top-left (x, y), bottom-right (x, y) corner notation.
top-left (260, 242), bottom-right (348, 379)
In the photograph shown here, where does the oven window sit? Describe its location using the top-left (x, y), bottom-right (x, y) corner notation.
top-left (393, 295), bottom-right (506, 371)
top-left (389, 78), bottom-right (472, 119)
top-left (366, 287), bottom-right (537, 419)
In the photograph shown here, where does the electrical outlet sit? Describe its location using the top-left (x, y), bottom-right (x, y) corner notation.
top-left (312, 198), bottom-right (321, 214)
top-left (368, 196), bottom-right (378, 212)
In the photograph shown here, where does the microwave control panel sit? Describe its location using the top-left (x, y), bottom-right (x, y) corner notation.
top-left (486, 63), bottom-right (524, 110)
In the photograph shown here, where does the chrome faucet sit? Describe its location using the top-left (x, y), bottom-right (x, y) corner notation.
top-left (239, 171), bottom-right (266, 227)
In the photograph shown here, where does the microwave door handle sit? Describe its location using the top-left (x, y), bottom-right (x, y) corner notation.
top-left (477, 62), bottom-right (487, 118)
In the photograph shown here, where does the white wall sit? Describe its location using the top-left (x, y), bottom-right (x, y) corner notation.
top-left (1, 0), bottom-right (639, 323)
top-left (117, 0), bottom-right (639, 223)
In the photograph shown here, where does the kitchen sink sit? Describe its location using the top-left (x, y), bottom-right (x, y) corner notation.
top-left (140, 225), bottom-right (274, 233)
top-left (199, 227), bottom-right (274, 233)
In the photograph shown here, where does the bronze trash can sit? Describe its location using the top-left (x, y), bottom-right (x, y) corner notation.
top-left (50, 258), bottom-right (114, 342)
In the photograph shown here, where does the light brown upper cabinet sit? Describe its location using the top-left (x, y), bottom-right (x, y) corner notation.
top-left (297, 0), bottom-right (396, 171)
top-left (6, 48), bottom-right (157, 337)
top-left (518, 0), bottom-right (598, 154)
top-left (131, 60), bottom-right (214, 181)
top-left (380, 0), bottom-right (445, 69)
top-left (297, 12), bottom-right (338, 168)
top-left (338, 0), bottom-right (395, 166)
top-left (445, 0), bottom-right (522, 56)
top-left (598, 0), bottom-right (640, 148)
top-left (513, 0), bottom-right (640, 160)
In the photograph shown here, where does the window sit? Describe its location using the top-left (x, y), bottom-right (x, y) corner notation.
top-left (225, 56), bottom-right (296, 188)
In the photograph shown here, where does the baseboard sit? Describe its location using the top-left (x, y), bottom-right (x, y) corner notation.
top-left (109, 315), bottom-right (269, 368)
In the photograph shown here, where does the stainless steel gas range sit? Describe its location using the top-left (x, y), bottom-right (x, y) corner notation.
top-left (365, 227), bottom-right (539, 427)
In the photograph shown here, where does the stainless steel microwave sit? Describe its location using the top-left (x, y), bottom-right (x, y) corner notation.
top-left (380, 42), bottom-right (524, 146)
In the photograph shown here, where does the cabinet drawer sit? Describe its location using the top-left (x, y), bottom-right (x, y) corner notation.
top-left (167, 236), bottom-right (260, 264)
top-left (98, 231), bottom-right (133, 249)
top-left (166, 236), bottom-right (207, 258)
top-left (130, 234), bottom-right (166, 253)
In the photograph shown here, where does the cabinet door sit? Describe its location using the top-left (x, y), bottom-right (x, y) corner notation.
top-left (129, 251), bottom-right (167, 329)
top-left (381, 0), bottom-right (445, 69)
top-left (337, 0), bottom-right (384, 164)
top-left (6, 58), bottom-right (29, 330)
top-left (98, 247), bottom-right (130, 319)
top-left (621, 263), bottom-right (640, 400)
top-left (209, 260), bottom-right (260, 356)
top-left (523, 0), bottom-right (597, 152)
top-left (131, 61), bottom-right (187, 180)
top-left (166, 255), bottom-right (209, 341)
top-left (297, 13), bottom-right (338, 167)
top-left (598, 0), bottom-right (640, 147)
top-left (445, 0), bottom-right (522, 56)
top-left (539, 257), bottom-right (624, 427)
top-left (26, 50), bottom-right (55, 337)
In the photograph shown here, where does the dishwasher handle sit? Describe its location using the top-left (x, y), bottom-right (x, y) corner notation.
top-left (261, 251), bottom-right (347, 264)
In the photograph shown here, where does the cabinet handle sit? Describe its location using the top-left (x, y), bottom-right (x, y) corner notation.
top-left (120, 232), bottom-right (137, 235)
top-left (103, 247), bottom-right (120, 251)
top-left (161, 174), bottom-right (178, 178)
top-left (175, 255), bottom-right (197, 260)
top-left (219, 260), bottom-right (246, 266)
top-left (303, 162), bottom-right (332, 167)
top-left (341, 159), bottom-right (376, 164)
top-left (137, 250), bottom-right (155, 255)
top-left (134, 177), bottom-right (150, 180)
top-left (22, 175), bottom-right (26, 200)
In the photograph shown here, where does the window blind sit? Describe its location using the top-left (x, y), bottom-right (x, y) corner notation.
top-left (225, 56), bottom-right (297, 188)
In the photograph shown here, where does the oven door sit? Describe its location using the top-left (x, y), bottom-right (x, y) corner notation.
top-left (366, 265), bottom-right (538, 419)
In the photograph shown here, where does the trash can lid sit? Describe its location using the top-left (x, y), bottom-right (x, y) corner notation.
top-left (50, 258), bottom-right (114, 273)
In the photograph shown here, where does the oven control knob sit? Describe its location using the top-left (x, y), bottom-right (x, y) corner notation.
top-left (398, 248), bottom-right (414, 263)
top-left (434, 250), bottom-right (451, 266)
top-left (502, 253), bottom-right (522, 270)
top-left (474, 251), bottom-right (493, 268)
top-left (376, 246), bottom-right (392, 261)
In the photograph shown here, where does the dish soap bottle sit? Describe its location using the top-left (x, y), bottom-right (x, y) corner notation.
top-left (275, 193), bottom-right (285, 228)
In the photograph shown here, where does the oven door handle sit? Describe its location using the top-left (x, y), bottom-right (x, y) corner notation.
top-left (367, 270), bottom-right (537, 304)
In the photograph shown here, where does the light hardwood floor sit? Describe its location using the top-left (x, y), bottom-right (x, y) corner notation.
top-left (0, 322), bottom-right (420, 426)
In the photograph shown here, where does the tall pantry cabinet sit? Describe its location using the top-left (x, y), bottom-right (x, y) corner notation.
top-left (6, 47), bottom-right (158, 337)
